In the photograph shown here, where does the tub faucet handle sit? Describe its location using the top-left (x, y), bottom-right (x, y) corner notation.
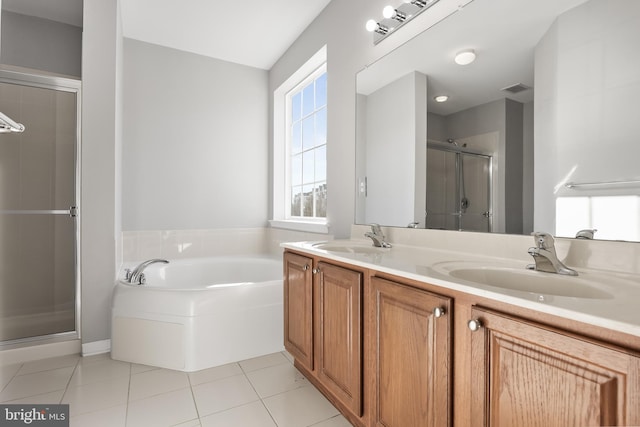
top-left (128, 258), bottom-right (169, 284)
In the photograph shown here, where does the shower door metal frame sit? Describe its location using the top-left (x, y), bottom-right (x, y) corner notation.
top-left (426, 144), bottom-right (493, 232)
top-left (0, 67), bottom-right (82, 347)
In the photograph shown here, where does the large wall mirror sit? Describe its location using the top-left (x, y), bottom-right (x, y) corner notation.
top-left (356, 0), bottom-right (640, 242)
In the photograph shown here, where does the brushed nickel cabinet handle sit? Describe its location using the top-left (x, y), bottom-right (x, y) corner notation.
top-left (468, 319), bottom-right (482, 332)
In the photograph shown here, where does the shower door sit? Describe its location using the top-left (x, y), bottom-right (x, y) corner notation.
top-left (426, 147), bottom-right (492, 232)
top-left (0, 71), bottom-right (80, 344)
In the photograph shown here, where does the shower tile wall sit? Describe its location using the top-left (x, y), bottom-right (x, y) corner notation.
top-left (0, 82), bottom-right (77, 341)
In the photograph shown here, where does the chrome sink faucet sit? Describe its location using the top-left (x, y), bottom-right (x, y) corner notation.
top-left (527, 232), bottom-right (577, 276)
top-left (125, 258), bottom-right (169, 284)
top-left (365, 223), bottom-right (392, 248)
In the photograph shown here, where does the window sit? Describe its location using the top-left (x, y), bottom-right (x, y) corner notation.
top-left (272, 46), bottom-right (328, 233)
top-left (288, 67), bottom-right (327, 219)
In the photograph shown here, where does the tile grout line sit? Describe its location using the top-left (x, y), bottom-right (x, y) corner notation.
top-left (186, 370), bottom-right (202, 424)
top-left (63, 358), bottom-right (132, 422)
top-left (128, 368), bottom-right (191, 402)
top-left (0, 362), bottom-right (23, 395)
top-left (1, 358), bottom-right (80, 404)
top-left (259, 398), bottom-right (280, 427)
top-left (59, 358), bottom-right (81, 404)
top-left (239, 365), bottom-right (280, 427)
top-left (125, 361), bottom-right (132, 427)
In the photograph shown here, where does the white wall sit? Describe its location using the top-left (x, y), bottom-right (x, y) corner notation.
top-left (269, 0), bottom-right (472, 238)
top-left (522, 101), bottom-right (534, 234)
top-left (363, 71), bottom-right (426, 226)
top-left (0, 11), bottom-right (82, 77)
top-left (122, 39), bottom-right (269, 231)
top-left (535, 0), bottom-right (640, 232)
top-left (81, 0), bottom-right (122, 345)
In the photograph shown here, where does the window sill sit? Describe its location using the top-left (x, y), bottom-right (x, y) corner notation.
top-left (269, 219), bottom-right (330, 234)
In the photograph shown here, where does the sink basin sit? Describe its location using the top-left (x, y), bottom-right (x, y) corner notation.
top-left (312, 241), bottom-right (388, 254)
top-left (433, 262), bottom-right (614, 300)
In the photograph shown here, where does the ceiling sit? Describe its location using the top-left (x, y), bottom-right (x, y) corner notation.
top-left (1, 0), bottom-right (332, 70)
top-left (121, 0), bottom-right (332, 70)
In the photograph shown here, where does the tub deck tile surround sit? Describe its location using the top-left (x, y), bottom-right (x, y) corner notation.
top-left (121, 227), bottom-right (332, 264)
top-left (0, 352), bottom-right (351, 427)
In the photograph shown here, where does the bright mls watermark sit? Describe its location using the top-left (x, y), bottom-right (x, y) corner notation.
top-left (0, 405), bottom-right (69, 426)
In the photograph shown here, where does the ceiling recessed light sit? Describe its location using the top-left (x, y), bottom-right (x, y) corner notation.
top-left (434, 95), bottom-right (449, 103)
top-left (454, 49), bottom-right (476, 65)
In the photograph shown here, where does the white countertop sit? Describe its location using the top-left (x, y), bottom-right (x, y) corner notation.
top-left (282, 239), bottom-right (640, 338)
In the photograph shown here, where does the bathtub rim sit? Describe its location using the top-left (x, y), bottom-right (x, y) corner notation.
top-left (118, 254), bottom-right (283, 291)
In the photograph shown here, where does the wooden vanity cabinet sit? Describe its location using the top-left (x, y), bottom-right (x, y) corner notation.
top-left (283, 251), bottom-right (365, 423)
top-left (283, 252), bottom-right (314, 371)
top-left (367, 276), bottom-right (452, 427)
top-left (314, 261), bottom-right (363, 417)
top-left (285, 249), bottom-right (640, 427)
top-left (468, 306), bottom-right (640, 427)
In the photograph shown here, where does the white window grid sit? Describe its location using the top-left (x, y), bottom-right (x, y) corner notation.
top-left (286, 64), bottom-right (327, 220)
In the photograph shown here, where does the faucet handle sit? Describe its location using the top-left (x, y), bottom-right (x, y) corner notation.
top-left (369, 223), bottom-right (383, 236)
top-left (575, 229), bottom-right (597, 239)
top-left (531, 232), bottom-right (554, 249)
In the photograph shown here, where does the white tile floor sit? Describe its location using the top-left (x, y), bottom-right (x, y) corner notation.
top-left (0, 351), bottom-right (353, 427)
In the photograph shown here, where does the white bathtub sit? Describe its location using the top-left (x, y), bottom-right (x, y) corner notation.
top-left (111, 256), bottom-right (284, 372)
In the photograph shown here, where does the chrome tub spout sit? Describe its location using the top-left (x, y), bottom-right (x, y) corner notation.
top-left (125, 259), bottom-right (169, 285)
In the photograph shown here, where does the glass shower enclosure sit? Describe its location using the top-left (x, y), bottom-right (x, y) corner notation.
top-left (0, 68), bottom-right (80, 345)
top-left (426, 145), bottom-right (492, 232)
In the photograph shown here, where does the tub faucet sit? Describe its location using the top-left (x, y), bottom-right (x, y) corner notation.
top-left (126, 259), bottom-right (169, 284)
top-left (527, 232), bottom-right (577, 276)
top-left (365, 223), bottom-right (392, 248)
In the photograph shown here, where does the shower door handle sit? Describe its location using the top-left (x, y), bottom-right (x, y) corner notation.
top-left (0, 207), bottom-right (78, 217)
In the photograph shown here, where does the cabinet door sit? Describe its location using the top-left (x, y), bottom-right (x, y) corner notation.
top-left (283, 252), bottom-right (314, 371)
top-left (369, 277), bottom-right (452, 427)
top-left (315, 262), bottom-right (363, 416)
top-left (469, 307), bottom-right (640, 427)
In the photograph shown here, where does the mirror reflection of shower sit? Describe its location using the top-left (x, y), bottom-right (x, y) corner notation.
top-left (446, 138), bottom-right (466, 148)
top-left (447, 138), bottom-right (469, 213)
top-left (426, 137), bottom-right (493, 232)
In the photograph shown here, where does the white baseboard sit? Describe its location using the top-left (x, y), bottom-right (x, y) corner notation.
top-left (82, 339), bottom-right (111, 356)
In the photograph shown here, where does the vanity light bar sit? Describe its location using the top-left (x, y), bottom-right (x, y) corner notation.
top-left (366, 0), bottom-right (441, 44)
